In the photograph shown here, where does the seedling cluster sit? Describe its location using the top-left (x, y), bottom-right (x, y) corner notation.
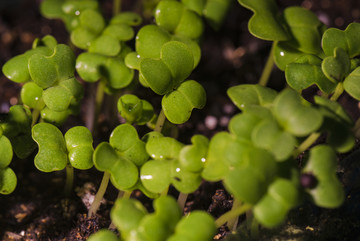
top-left (1, 0), bottom-right (359, 239)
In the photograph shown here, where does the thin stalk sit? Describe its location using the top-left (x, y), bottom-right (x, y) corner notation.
top-left (330, 82), bottom-right (344, 101)
top-left (113, 0), bottom-right (121, 15)
top-left (88, 171), bottom-right (111, 217)
top-left (293, 132), bottom-right (321, 157)
top-left (226, 198), bottom-right (242, 232)
top-left (258, 42), bottom-right (276, 87)
top-left (177, 192), bottom-right (188, 211)
top-left (92, 80), bottom-right (106, 133)
top-left (154, 109), bottom-right (166, 133)
top-left (215, 203), bottom-right (252, 228)
top-left (64, 165), bottom-right (74, 197)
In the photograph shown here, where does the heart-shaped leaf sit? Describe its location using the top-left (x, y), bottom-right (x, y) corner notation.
top-left (273, 88), bottom-right (323, 137)
top-left (228, 113), bottom-right (263, 141)
top-left (179, 135), bottom-right (209, 173)
top-left (224, 147), bottom-right (277, 204)
top-left (146, 135), bottom-right (184, 160)
top-left (285, 54), bottom-right (336, 94)
top-left (155, 0), bottom-right (184, 33)
top-left (88, 35), bottom-right (121, 56)
top-left (254, 178), bottom-right (299, 228)
top-left (170, 160), bottom-right (202, 193)
top-left (162, 80), bottom-right (206, 124)
top-left (238, 0), bottom-right (289, 41)
top-left (140, 159), bottom-right (172, 193)
top-left (251, 119), bottom-right (296, 161)
top-left (136, 25), bottom-right (172, 59)
top-left (110, 12), bottom-right (142, 26)
top-left (322, 47), bottom-right (351, 83)
top-left (40, 107), bottom-right (71, 126)
top-left (103, 23), bottom-right (135, 42)
top-left (322, 23), bottom-right (360, 58)
top-left (302, 145), bottom-right (344, 208)
top-left (93, 142), bottom-right (139, 190)
top-left (109, 124), bottom-right (149, 167)
top-left (227, 84), bottom-right (277, 110)
top-left (32, 123), bottom-right (68, 172)
top-left (64, 126), bottom-right (94, 170)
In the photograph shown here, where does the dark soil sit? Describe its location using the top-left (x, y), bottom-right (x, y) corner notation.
top-left (1, 0), bottom-right (360, 240)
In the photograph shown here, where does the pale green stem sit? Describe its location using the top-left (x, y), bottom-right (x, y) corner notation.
top-left (258, 42), bottom-right (276, 87)
top-left (88, 171), bottom-right (111, 217)
top-left (113, 0), bottom-right (122, 15)
top-left (154, 109), bottom-right (166, 133)
top-left (293, 132), bottom-right (321, 158)
top-left (215, 203), bottom-right (252, 228)
top-left (64, 165), bottom-right (74, 197)
top-left (92, 80), bottom-right (106, 134)
top-left (226, 198), bottom-right (241, 232)
top-left (177, 192), bottom-right (188, 211)
top-left (330, 82), bottom-right (344, 101)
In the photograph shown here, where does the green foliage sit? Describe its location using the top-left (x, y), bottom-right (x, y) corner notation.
top-left (32, 123), bottom-right (93, 172)
top-left (117, 94), bottom-right (154, 125)
top-left (2, 36), bottom-right (83, 125)
top-left (108, 196), bottom-right (215, 241)
top-left (0, 125), bottom-right (17, 195)
top-left (93, 124), bottom-right (148, 190)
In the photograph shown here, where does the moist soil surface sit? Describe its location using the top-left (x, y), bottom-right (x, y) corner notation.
top-left (1, 0), bottom-right (360, 240)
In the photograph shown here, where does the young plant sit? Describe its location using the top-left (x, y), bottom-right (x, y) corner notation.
top-left (32, 123), bottom-right (94, 196)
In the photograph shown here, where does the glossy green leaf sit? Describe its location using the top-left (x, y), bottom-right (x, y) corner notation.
top-left (41, 107), bottom-right (71, 126)
top-left (254, 178), bottom-right (299, 228)
top-left (110, 12), bottom-right (142, 26)
top-left (64, 126), bottom-right (93, 170)
top-left (62, 0), bottom-right (98, 15)
top-left (111, 198), bottom-right (147, 238)
top-left (32, 35), bottom-right (58, 49)
top-left (2, 47), bottom-right (52, 84)
top-left (322, 23), bottom-right (360, 58)
top-left (201, 132), bottom-right (233, 181)
top-left (321, 47), bottom-right (351, 83)
top-left (154, 196), bottom-right (182, 231)
top-left (170, 211), bottom-right (216, 241)
top-left (238, 0), bottom-right (289, 41)
top-left (43, 77), bottom-right (83, 112)
top-left (135, 25), bottom-right (171, 59)
top-left (76, 52), bottom-right (107, 82)
top-left (93, 142), bottom-right (138, 190)
top-left (40, 0), bottom-right (64, 18)
top-left (140, 159), bottom-right (172, 194)
top-left (155, 0), bottom-right (184, 33)
top-left (273, 89), bottom-right (323, 137)
top-left (20, 82), bottom-right (45, 109)
top-left (224, 147), bottom-right (277, 204)
top-left (179, 135), bottom-right (209, 173)
top-left (124, 52), bottom-right (141, 70)
top-left (87, 230), bottom-right (119, 241)
top-left (171, 35), bottom-right (201, 68)
top-left (228, 113), bottom-right (262, 141)
top-left (0, 135), bottom-right (13, 169)
top-left (103, 23), bottom-right (134, 42)
top-left (0, 105), bottom-right (32, 138)
top-left (146, 135), bottom-right (184, 160)
top-left (303, 145), bottom-right (344, 208)
top-left (344, 66), bottom-right (360, 100)
top-left (251, 119), bottom-right (296, 161)
top-left (171, 160), bottom-right (202, 193)
top-left (285, 54), bottom-right (336, 94)
top-left (29, 44), bottom-right (76, 88)
top-left (282, 7), bottom-right (324, 54)
top-left (162, 80), bottom-right (206, 124)
top-left (137, 214), bottom-right (171, 241)
top-left (32, 123), bottom-right (68, 172)
top-left (227, 84), bottom-right (277, 110)
top-left (117, 94), bottom-right (154, 125)
top-left (110, 124), bottom-right (149, 167)
top-left (0, 167), bottom-right (17, 195)
top-left (273, 42), bottom-right (304, 71)
top-left (79, 8), bottom-right (104, 34)
top-left (71, 28), bottom-right (98, 49)
top-left (88, 35), bottom-right (121, 56)
top-left (176, 9), bottom-right (204, 39)
top-left (181, 0), bottom-right (205, 15)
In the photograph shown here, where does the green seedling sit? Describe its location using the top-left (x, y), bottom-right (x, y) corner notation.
top-left (117, 94), bottom-right (154, 125)
top-left (32, 123), bottom-right (93, 195)
top-left (2, 35), bottom-right (83, 125)
top-left (103, 195), bottom-right (216, 241)
top-left (0, 126), bottom-right (16, 195)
